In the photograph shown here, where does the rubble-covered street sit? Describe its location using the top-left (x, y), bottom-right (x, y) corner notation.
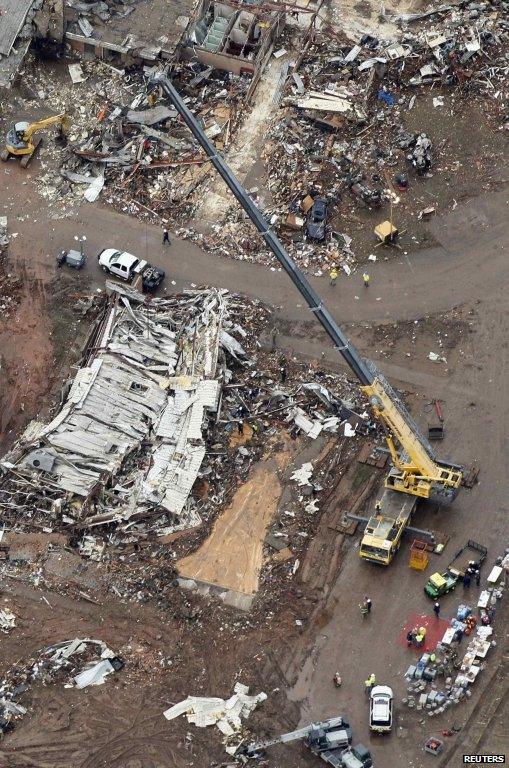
top-left (0, 0), bottom-right (508, 767)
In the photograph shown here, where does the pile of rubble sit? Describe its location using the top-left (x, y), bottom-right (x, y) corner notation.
top-left (182, 1), bottom-right (508, 271)
top-left (163, 682), bottom-right (267, 755)
top-left (15, 56), bottom-right (249, 218)
top-left (0, 637), bottom-right (123, 734)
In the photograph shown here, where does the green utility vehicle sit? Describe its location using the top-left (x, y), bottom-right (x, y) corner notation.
top-left (424, 540), bottom-right (487, 599)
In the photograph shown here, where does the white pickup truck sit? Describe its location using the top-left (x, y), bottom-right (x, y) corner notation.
top-left (97, 248), bottom-right (165, 292)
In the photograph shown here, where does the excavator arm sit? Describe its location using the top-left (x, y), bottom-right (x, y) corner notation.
top-left (22, 113), bottom-right (68, 142)
top-left (153, 74), bottom-right (463, 503)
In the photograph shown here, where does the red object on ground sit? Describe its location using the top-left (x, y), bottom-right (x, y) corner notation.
top-left (396, 612), bottom-right (450, 652)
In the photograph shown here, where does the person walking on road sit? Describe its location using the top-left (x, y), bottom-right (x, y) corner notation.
top-left (433, 601), bottom-right (440, 618)
top-left (364, 595), bottom-right (372, 614)
top-left (279, 357), bottom-right (287, 384)
top-left (329, 266), bottom-right (338, 286)
top-left (363, 272), bottom-right (370, 288)
top-left (162, 228), bottom-right (171, 245)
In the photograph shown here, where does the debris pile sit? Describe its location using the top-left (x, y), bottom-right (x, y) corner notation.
top-left (185, 4), bottom-right (508, 271)
top-left (0, 285), bottom-right (229, 536)
top-left (0, 637), bottom-right (123, 734)
top-left (0, 609), bottom-right (16, 633)
top-left (0, 286), bottom-right (371, 605)
top-left (16, 57), bottom-right (248, 218)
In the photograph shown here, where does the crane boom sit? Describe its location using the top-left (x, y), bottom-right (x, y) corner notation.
top-left (153, 75), bottom-right (463, 504)
top-left (248, 716), bottom-right (347, 751)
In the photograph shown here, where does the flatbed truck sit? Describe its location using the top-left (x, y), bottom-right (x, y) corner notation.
top-left (359, 484), bottom-right (417, 565)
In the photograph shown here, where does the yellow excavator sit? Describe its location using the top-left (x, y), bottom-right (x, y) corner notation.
top-left (1, 113), bottom-right (69, 168)
top-left (153, 75), bottom-right (465, 566)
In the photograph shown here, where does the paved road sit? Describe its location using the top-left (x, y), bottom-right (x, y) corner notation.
top-left (2, 163), bottom-right (509, 767)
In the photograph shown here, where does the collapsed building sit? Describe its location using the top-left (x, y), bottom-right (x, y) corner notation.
top-left (0, 284), bottom-right (233, 534)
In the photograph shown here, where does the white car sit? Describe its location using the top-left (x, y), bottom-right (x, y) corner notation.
top-left (97, 248), bottom-right (165, 292)
top-left (369, 685), bottom-right (393, 733)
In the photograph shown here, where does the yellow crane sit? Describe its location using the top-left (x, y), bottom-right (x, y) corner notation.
top-left (154, 75), bottom-right (464, 566)
top-left (1, 113), bottom-right (69, 167)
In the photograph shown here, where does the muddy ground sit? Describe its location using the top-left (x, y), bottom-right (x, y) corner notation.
top-left (0, 3), bottom-right (508, 766)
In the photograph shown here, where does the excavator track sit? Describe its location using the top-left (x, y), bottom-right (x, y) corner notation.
top-left (20, 136), bottom-right (42, 168)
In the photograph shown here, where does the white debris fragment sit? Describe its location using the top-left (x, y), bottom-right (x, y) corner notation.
top-left (344, 423), bottom-right (356, 437)
top-left (74, 659), bottom-right (116, 689)
top-left (305, 499), bottom-right (319, 514)
top-left (83, 173), bottom-right (105, 203)
top-left (428, 351), bottom-right (447, 363)
top-left (0, 609), bottom-right (16, 633)
top-left (68, 63), bottom-right (86, 84)
top-left (163, 685), bottom-right (267, 739)
top-left (291, 462), bottom-right (313, 485)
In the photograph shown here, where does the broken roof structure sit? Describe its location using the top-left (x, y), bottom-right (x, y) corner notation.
top-left (0, 285), bottom-right (236, 531)
top-left (60, 0), bottom-right (198, 64)
top-left (0, 0), bottom-right (41, 88)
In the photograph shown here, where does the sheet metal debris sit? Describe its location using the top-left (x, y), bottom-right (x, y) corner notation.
top-left (163, 682), bottom-right (267, 741)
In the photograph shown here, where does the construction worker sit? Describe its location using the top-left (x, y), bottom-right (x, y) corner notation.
top-left (415, 632), bottom-right (424, 648)
top-left (364, 678), bottom-right (372, 696)
top-left (364, 595), bottom-right (372, 614)
top-left (279, 356), bottom-right (287, 383)
top-left (419, 626), bottom-right (427, 639)
top-left (430, 652), bottom-right (437, 663)
top-left (433, 601), bottom-right (440, 618)
top-left (363, 272), bottom-right (370, 288)
top-left (369, 673), bottom-right (376, 687)
top-left (333, 672), bottom-right (342, 687)
top-left (162, 228), bottom-right (171, 245)
top-left (329, 266), bottom-right (338, 286)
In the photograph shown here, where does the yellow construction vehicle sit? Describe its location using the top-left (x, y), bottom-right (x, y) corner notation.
top-left (1, 113), bottom-right (69, 168)
top-left (153, 75), bottom-right (464, 567)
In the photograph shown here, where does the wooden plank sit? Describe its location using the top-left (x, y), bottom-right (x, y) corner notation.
top-left (177, 453), bottom-right (290, 596)
top-left (297, 97), bottom-right (351, 113)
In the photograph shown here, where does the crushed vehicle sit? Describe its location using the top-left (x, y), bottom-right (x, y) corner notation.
top-left (424, 540), bottom-right (487, 599)
top-left (306, 197), bottom-right (328, 241)
top-left (349, 181), bottom-right (382, 208)
top-left (97, 248), bottom-right (165, 292)
top-left (369, 685), bottom-right (393, 733)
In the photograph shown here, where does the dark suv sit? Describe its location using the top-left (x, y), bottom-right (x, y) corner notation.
top-left (306, 197), bottom-right (327, 241)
